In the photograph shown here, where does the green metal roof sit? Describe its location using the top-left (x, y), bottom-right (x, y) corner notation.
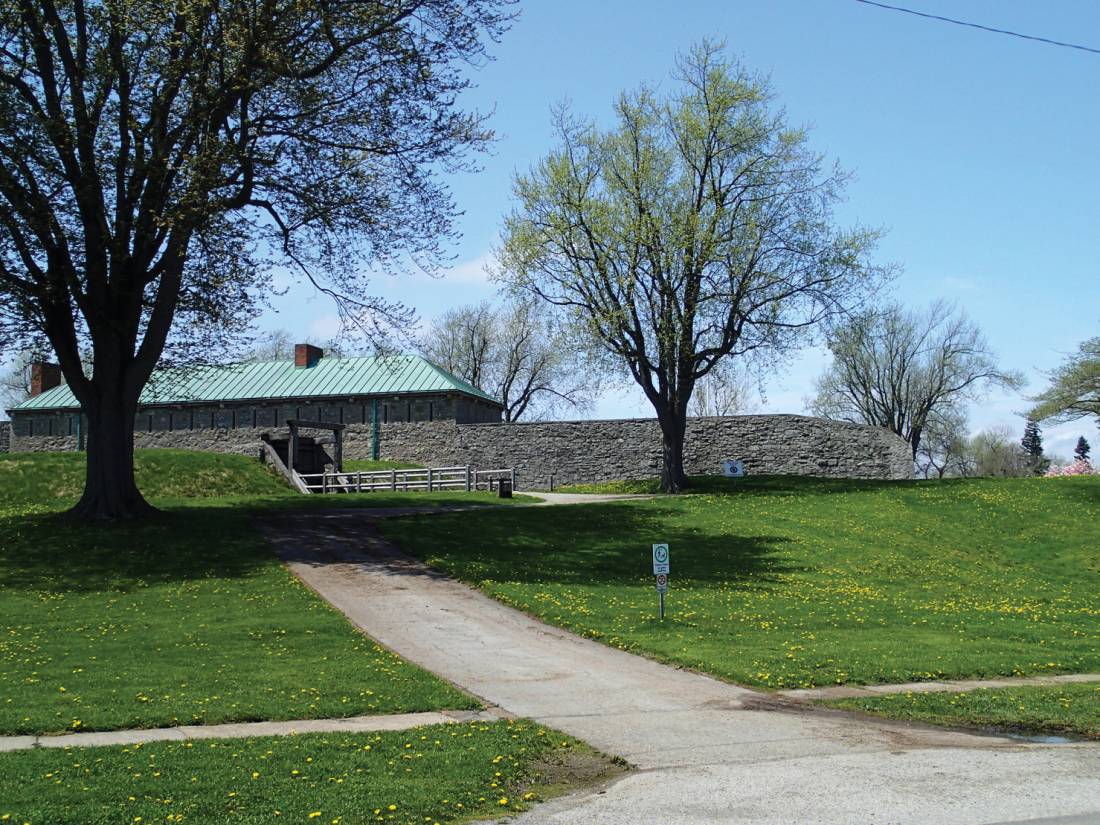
top-left (11, 354), bottom-right (501, 411)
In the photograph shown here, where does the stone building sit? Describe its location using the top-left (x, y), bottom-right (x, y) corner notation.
top-left (6, 344), bottom-right (503, 454)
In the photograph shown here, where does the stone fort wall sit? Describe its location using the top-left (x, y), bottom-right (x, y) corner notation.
top-left (4, 414), bottom-right (913, 486)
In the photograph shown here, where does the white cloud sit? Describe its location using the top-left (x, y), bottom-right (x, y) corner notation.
top-left (436, 251), bottom-right (495, 285)
top-left (388, 250), bottom-right (496, 287)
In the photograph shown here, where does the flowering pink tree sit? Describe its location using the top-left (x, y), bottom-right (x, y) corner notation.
top-left (1044, 458), bottom-right (1098, 477)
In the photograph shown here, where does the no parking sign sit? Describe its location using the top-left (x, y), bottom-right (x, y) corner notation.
top-left (652, 544), bottom-right (670, 617)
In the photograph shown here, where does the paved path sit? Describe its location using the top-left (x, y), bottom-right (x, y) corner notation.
top-left (780, 672), bottom-right (1100, 701)
top-left (0, 710), bottom-right (500, 754)
top-left (264, 509), bottom-right (1100, 825)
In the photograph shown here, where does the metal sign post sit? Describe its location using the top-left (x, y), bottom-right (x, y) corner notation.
top-left (652, 544), bottom-right (670, 619)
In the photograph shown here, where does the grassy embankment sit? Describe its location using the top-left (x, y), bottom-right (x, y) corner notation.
top-left (0, 449), bottom-right (606, 824)
top-left (381, 474), bottom-right (1100, 735)
top-left (0, 449), bottom-right (521, 735)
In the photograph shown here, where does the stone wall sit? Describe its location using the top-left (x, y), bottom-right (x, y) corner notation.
top-left (6, 413), bottom-right (913, 486)
top-left (365, 415), bottom-right (912, 487)
top-left (0, 421), bottom-right (9, 453)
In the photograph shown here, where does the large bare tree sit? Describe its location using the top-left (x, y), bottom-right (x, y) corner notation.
top-left (689, 361), bottom-right (757, 417)
top-left (421, 299), bottom-right (593, 420)
top-left (811, 300), bottom-right (1021, 458)
top-left (497, 41), bottom-right (883, 490)
top-left (0, 0), bottom-right (513, 518)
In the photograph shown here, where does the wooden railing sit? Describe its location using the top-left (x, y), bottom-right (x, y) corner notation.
top-left (259, 440), bottom-right (310, 494)
top-left (297, 465), bottom-right (504, 494)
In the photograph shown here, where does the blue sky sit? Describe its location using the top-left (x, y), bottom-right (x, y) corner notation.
top-left (248, 2), bottom-right (1097, 457)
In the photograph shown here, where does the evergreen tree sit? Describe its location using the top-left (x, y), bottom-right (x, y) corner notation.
top-left (1075, 436), bottom-right (1091, 461)
top-left (1020, 420), bottom-right (1048, 476)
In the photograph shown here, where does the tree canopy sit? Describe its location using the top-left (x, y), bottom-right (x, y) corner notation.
top-left (1029, 336), bottom-right (1100, 428)
top-left (811, 300), bottom-right (1020, 459)
top-left (0, 0), bottom-right (513, 518)
top-left (497, 41), bottom-right (884, 490)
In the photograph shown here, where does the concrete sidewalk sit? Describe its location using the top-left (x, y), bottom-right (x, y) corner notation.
top-left (0, 710), bottom-right (500, 753)
top-left (780, 672), bottom-right (1100, 701)
top-left (264, 510), bottom-right (1100, 825)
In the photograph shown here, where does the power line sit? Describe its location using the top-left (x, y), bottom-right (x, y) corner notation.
top-left (854, 0), bottom-right (1100, 56)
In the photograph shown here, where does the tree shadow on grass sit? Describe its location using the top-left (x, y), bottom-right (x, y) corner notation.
top-left (375, 501), bottom-right (806, 590)
top-left (0, 507), bottom-right (268, 594)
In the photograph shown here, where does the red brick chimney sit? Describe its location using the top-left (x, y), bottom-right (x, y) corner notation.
top-left (294, 344), bottom-right (323, 368)
top-left (29, 361), bottom-right (62, 397)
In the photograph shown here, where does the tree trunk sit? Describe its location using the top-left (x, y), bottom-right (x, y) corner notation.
top-left (658, 411), bottom-right (689, 493)
top-left (69, 391), bottom-right (153, 521)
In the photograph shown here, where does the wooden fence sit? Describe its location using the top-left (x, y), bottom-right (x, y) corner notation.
top-left (296, 465), bottom-right (516, 495)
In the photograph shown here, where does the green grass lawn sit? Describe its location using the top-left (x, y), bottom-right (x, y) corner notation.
top-left (824, 683), bottom-right (1100, 740)
top-left (0, 450), bottom-right (516, 735)
top-left (381, 475), bottom-right (1100, 690)
top-left (0, 719), bottom-right (604, 825)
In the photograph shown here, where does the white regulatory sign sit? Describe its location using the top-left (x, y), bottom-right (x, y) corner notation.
top-left (655, 572), bottom-right (668, 593)
top-left (652, 543), bottom-right (670, 575)
top-left (722, 459), bottom-right (745, 478)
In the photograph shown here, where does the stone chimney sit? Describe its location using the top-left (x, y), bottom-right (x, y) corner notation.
top-left (29, 361), bottom-right (62, 397)
top-left (294, 344), bottom-right (323, 368)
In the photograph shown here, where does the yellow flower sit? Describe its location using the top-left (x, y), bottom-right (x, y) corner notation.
top-left (308, 814), bottom-right (321, 820)
top-left (387, 805), bottom-right (397, 811)
top-left (498, 798), bottom-right (509, 806)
